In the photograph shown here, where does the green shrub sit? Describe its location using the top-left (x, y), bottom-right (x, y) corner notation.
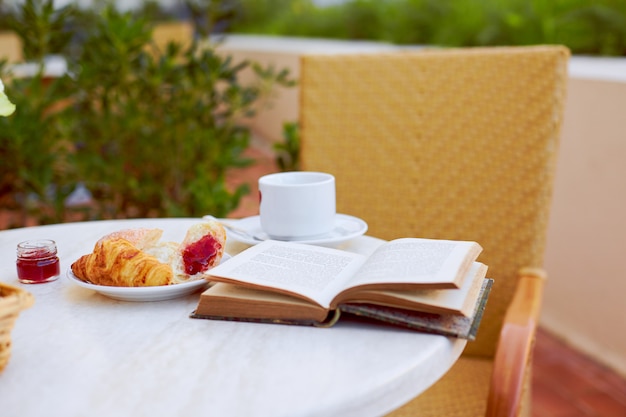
top-left (229, 0), bottom-right (626, 56)
top-left (0, 70), bottom-right (73, 226)
top-left (0, 1), bottom-right (294, 226)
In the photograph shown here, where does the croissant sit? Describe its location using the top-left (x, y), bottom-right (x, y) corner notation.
top-left (71, 238), bottom-right (173, 287)
top-left (71, 221), bottom-right (226, 287)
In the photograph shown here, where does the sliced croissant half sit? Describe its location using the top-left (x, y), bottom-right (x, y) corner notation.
top-left (71, 221), bottom-right (226, 287)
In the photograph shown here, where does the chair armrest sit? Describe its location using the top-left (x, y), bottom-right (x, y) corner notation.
top-left (486, 267), bottom-right (546, 417)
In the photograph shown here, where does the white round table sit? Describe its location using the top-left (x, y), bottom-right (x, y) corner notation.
top-left (0, 218), bottom-right (466, 417)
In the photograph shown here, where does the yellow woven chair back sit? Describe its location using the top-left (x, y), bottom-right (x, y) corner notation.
top-left (300, 46), bottom-right (569, 357)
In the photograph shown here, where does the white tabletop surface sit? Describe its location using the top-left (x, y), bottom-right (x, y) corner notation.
top-left (0, 218), bottom-right (466, 417)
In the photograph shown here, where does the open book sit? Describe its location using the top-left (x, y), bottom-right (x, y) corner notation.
top-left (192, 238), bottom-right (492, 339)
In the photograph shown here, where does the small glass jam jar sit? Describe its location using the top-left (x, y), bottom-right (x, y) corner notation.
top-left (16, 239), bottom-right (61, 284)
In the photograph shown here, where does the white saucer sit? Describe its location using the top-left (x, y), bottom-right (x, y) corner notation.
top-left (226, 214), bottom-right (368, 247)
top-left (66, 254), bottom-right (230, 302)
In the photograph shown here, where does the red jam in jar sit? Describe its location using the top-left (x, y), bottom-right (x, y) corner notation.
top-left (16, 239), bottom-right (61, 284)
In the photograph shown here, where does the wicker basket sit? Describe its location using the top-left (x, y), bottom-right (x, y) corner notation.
top-left (0, 282), bottom-right (34, 372)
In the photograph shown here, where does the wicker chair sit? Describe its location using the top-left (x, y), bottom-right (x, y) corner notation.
top-left (299, 46), bottom-right (569, 416)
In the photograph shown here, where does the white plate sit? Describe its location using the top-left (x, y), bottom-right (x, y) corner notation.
top-left (227, 214), bottom-right (368, 247)
top-left (66, 254), bottom-right (230, 302)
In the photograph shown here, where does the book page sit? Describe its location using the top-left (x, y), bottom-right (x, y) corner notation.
top-left (351, 262), bottom-right (488, 317)
top-left (207, 240), bottom-right (367, 308)
top-left (344, 238), bottom-right (481, 290)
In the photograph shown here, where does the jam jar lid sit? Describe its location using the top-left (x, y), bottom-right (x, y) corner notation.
top-left (16, 239), bottom-right (58, 259)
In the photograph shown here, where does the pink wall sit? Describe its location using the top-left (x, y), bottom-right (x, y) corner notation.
top-left (544, 76), bottom-right (626, 378)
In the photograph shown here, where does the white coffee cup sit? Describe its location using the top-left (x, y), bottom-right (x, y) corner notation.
top-left (259, 171), bottom-right (336, 240)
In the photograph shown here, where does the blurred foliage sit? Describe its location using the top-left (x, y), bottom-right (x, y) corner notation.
top-left (274, 122), bottom-right (300, 172)
top-left (2, 0), bottom-right (75, 60)
top-left (228, 0), bottom-right (626, 56)
top-left (1, 0), bottom-right (623, 226)
top-left (0, 0), bottom-right (294, 226)
top-left (0, 69), bottom-right (73, 226)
